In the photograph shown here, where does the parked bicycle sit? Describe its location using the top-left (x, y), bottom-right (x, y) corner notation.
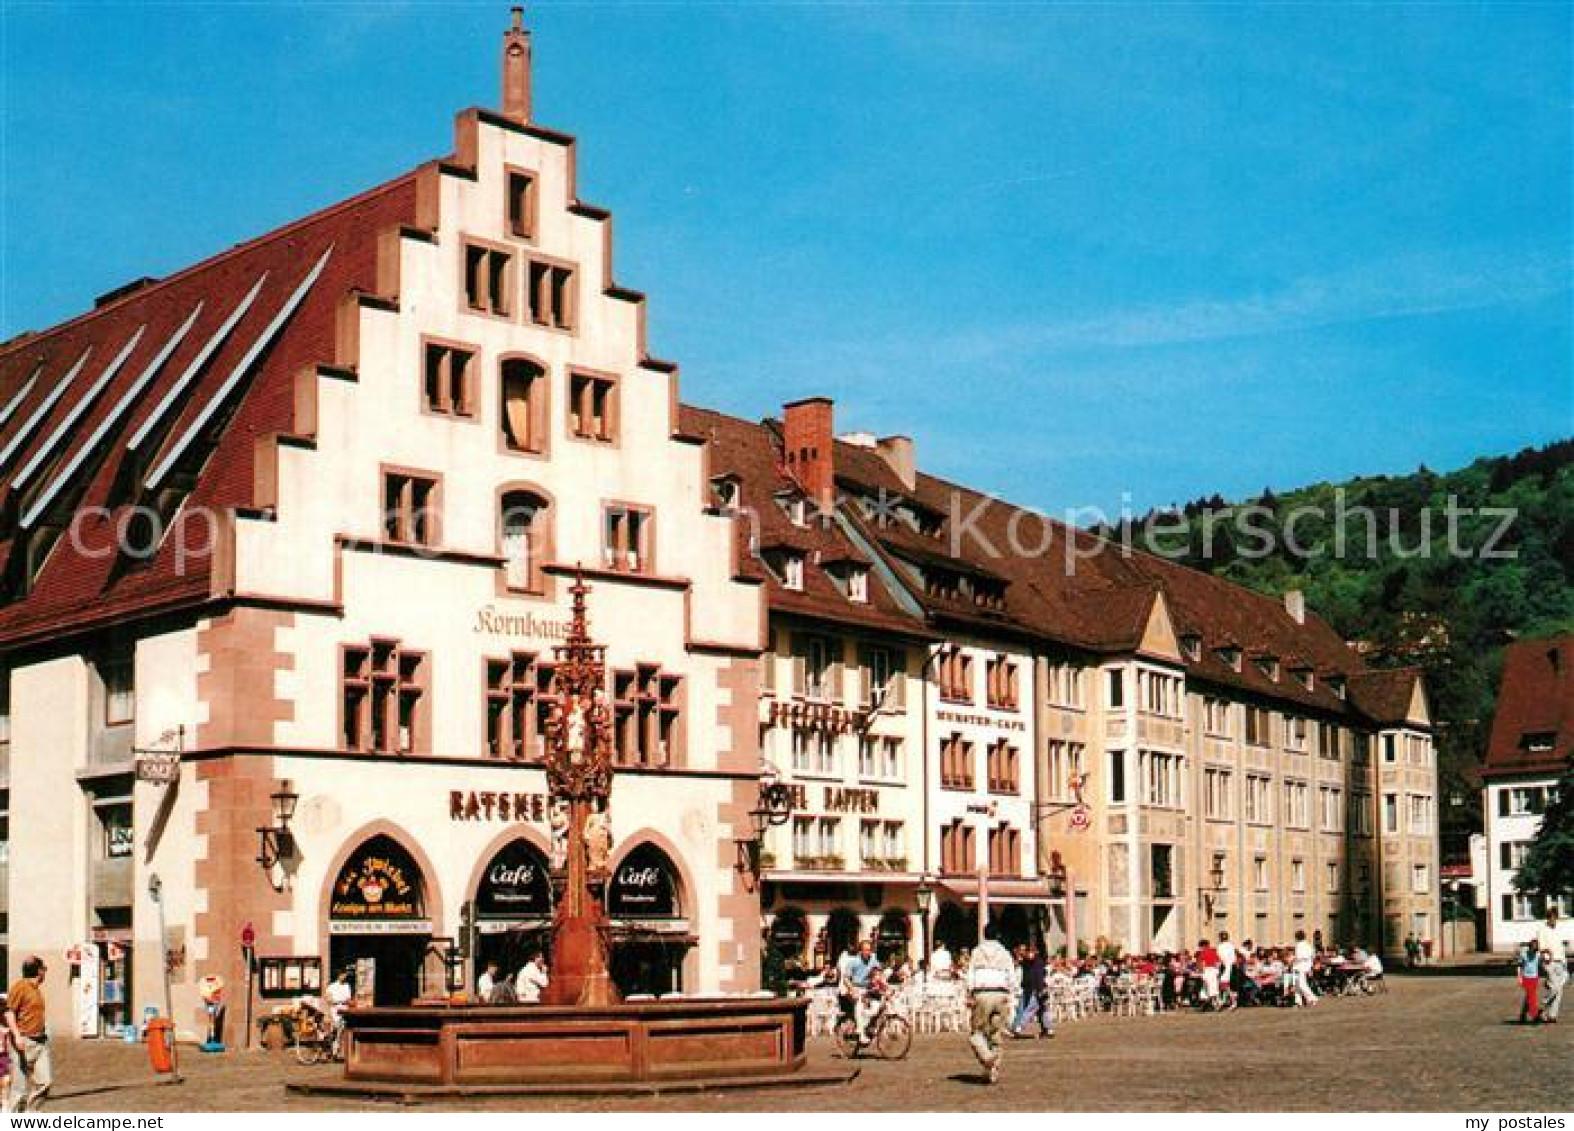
top-left (291, 999), bottom-right (346, 1066)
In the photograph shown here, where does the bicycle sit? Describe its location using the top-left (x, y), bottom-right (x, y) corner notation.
top-left (834, 993), bottom-right (913, 1060)
top-left (292, 1003), bottom-right (346, 1066)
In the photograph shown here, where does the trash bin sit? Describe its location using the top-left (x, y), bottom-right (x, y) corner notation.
top-left (146, 1018), bottom-right (175, 1074)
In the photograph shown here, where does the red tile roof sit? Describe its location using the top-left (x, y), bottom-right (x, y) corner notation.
top-left (0, 171), bottom-right (420, 649)
top-left (1483, 635), bottom-right (1574, 778)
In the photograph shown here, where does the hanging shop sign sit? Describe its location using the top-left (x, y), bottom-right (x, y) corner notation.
top-left (135, 754), bottom-right (180, 785)
top-left (607, 845), bottom-right (681, 920)
top-left (449, 789), bottom-right (551, 823)
top-left (330, 837), bottom-right (425, 920)
top-left (475, 839), bottom-right (554, 921)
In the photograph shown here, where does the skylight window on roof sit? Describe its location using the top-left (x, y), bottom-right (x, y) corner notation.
top-left (0, 366), bottom-right (41, 432)
top-left (146, 248), bottom-right (331, 493)
top-left (0, 349), bottom-right (91, 474)
top-left (13, 326), bottom-right (145, 493)
top-left (127, 274), bottom-right (267, 454)
top-left (21, 305), bottom-right (202, 531)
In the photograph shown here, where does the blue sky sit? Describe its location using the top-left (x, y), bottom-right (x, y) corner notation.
top-left (2, 2), bottom-right (1569, 516)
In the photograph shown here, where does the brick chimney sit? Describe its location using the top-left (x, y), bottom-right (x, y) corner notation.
top-left (1284, 588), bottom-right (1306, 625)
top-left (502, 7), bottom-right (532, 124)
top-left (782, 397), bottom-right (835, 503)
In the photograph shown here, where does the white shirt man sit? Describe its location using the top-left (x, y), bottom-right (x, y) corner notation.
top-left (930, 943), bottom-right (954, 979)
top-left (1217, 933), bottom-right (1238, 987)
top-left (1535, 910), bottom-right (1565, 959)
top-left (516, 955), bottom-right (550, 1003)
top-left (476, 963), bottom-right (499, 1002)
top-left (966, 931), bottom-right (1017, 1084)
top-left (1292, 933), bottom-right (1318, 1007)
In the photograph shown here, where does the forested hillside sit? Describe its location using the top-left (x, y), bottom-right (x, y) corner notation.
top-left (1095, 438), bottom-right (1574, 860)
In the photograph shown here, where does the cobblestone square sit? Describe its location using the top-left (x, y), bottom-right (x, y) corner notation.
top-left (35, 974), bottom-right (1573, 1113)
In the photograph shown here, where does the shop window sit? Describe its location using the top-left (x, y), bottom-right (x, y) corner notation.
top-left (422, 341), bottom-right (475, 417)
top-left (100, 803), bottom-right (133, 859)
top-left (568, 372), bottom-right (616, 442)
top-left (464, 242), bottom-right (513, 317)
top-left (602, 504), bottom-right (652, 573)
top-left (611, 664), bottom-right (682, 767)
top-left (484, 652), bottom-right (555, 761)
top-left (382, 471), bottom-right (439, 547)
top-left (500, 358), bottom-right (546, 453)
top-left (526, 258), bottom-right (575, 330)
top-left (506, 169), bottom-right (536, 240)
top-left (499, 490), bottom-right (549, 592)
top-left (343, 640), bottom-right (427, 754)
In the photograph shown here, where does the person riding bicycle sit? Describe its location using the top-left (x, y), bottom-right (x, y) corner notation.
top-left (836, 939), bottom-right (880, 1045)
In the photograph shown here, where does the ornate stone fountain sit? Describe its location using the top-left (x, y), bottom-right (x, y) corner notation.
top-left (314, 575), bottom-right (829, 1097)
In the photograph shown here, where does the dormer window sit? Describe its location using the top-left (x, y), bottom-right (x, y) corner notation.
top-left (1254, 655), bottom-right (1280, 681)
top-left (710, 475), bottom-right (741, 512)
top-left (1525, 732), bottom-right (1556, 753)
top-left (1328, 676), bottom-right (1347, 700)
top-left (1180, 634), bottom-right (1202, 662)
top-left (778, 493), bottom-right (809, 527)
top-left (1292, 667), bottom-right (1314, 691)
top-left (847, 566), bottom-right (869, 603)
top-left (1217, 646), bottom-right (1242, 672)
top-left (782, 552), bottom-right (805, 591)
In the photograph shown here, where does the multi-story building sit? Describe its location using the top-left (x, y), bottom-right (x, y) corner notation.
top-left (0, 14), bottom-right (1443, 1041)
top-left (695, 395), bottom-right (1436, 963)
top-left (1483, 635), bottom-right (1574, 953)
top-left (0, 15), bottom-right (766, 1036)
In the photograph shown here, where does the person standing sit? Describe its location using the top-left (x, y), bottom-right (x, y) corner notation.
top-left (1291, 930), bottom-right (1318, 1008)
top-left (1536, 909), bottom-right (1566, 1024)
top-left (966, 923), bottom-right (1016, 1084)
top-left (1517, 942), bottom-right (1542, 1024)
top-left (1196, 939), bottom-right (1222, 1009)
top-left (5, 957), bottom-right (50, 1112)
top-left (1217, 932), bottom-right (1239, 1009)
top-left (515, 949), bottom-right (550, 1003)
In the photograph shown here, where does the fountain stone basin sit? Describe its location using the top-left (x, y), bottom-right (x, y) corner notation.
top-left (342, 996), bottom-right (810, 1087)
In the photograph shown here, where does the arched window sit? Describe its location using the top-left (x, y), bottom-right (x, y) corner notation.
top-left (500, 358), bottom-right (545, 453)
top-left (499, 490), bottom-right (548, 592)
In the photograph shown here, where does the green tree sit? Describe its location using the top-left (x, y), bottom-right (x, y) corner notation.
top-left (1516, 760), bottom-right (1574, 900)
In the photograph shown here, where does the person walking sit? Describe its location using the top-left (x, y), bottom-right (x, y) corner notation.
top-left (1291, 930), bottom-right (1319, 1008)
top-left (966, 923), bottom-right (1016, 1084)
top-left (1517, 942), bottom-right (1542, 1024)
top-left (1536, 909), bottom-right (1566, 1024)
top-left (5, 957), bottom-right (50, 1112)
top-left (1011, 946), bottom-right (1051, 1038)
